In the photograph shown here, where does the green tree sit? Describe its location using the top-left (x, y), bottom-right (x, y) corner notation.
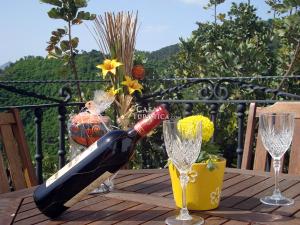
top-left (265, 0), bottom-right (300, 90)
top-left (40, 0), bottom-right (96, 101)
top-left (175, 3), bottom-right (276, 78)
top-left (170, 3), bottom-right (282, 158)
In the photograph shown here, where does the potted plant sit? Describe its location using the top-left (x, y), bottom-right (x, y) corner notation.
top-left (168, 115), bottom-right (226, 210)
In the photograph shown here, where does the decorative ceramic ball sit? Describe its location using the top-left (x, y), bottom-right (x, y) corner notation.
top-left (132, 65), bottom-right (145, 80)
top-left (69, 112), bottom-right (111, 147)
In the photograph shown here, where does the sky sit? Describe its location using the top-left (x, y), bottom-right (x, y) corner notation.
top-left (0, 0), bottom-right (271, 65)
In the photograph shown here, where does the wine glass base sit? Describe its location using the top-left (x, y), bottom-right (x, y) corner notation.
top-left (90, 182), bottom-right (114, 194)
top-left (165, 215), bottom-right (204, 225)
top-left (260, 195), bottom-right (294, 206)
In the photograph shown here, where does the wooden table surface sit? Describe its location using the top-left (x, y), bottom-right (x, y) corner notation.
top-left (1, 168), bottom-right (300, 225)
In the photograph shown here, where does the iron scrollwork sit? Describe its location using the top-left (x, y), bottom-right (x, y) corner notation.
top-left (59, 86), bottom-right (72, 103)
top-left (140, 77), bottom-right (300, 102)
top-left (0, 83), bottom-right (72, 103)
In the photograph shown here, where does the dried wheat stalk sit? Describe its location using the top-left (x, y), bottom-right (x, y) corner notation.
top-left (93, 11), bottom-right (138, 75)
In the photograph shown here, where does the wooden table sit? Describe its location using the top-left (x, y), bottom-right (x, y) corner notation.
top-left (1, 168), bottom-right (300, 225)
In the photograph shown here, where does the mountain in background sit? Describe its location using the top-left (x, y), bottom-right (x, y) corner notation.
top-left (135, 44), bottom-right (179, 62)
top-left (0, 44), bottom-right (180, 81)
top-left (0, 44), bottom-right (180, 75)
top-left (148, 44), bottom-right (180, 61)
top-left (0, 61), bottom-right (12, 70)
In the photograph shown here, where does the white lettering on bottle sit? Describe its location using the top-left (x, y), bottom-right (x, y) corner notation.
top-left (45, 142), bottom-right (98, 187)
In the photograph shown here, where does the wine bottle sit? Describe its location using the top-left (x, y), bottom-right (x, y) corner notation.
top-left (33, 105), bottom-right (169, 218)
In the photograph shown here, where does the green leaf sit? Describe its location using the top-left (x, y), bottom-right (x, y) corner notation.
top-left (206, 160), bottom-right (217, 171)
top-left (60, 40), bottom-right (70, 51)
top-left (40, 0), bottom-right (62, 7)
top-left (57, 28), bottom-right (66, 35)
top-left (67, 1), bottom-right (79, 20)
top-left (71, 37), bottom-right (79, 48)
top-left (74, 0), bottom-right (88, 8)
top-left (77, 11), bottom-right (95, 20)
top-left (217, 13), bottom-right (226, 22)
top-left (47, 8), bottom-right (63, 19)
top-left (54, 46), bottom-right (62, 55)
top-left (76, 11), bottom-right (85, 19)
top-left (90, 14), bottom-right (96, 20)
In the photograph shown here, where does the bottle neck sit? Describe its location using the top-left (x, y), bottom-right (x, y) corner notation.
top-left (133, 105), bottom-right (169, 137)
top-left (127, 128), bottom-right (140, 140)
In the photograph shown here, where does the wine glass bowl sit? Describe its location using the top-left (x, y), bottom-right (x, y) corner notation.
top-left (164, 123), bottom-right (201, 173)
top-left (163, 120), bottom-right (204, 225)
top-left (259, 112), bottom-right (295, 206)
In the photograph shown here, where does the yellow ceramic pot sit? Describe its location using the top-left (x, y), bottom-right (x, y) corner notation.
top-left (169, 159), bottom-right (226, 210)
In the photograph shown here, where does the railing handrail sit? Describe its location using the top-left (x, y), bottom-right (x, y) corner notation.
top-left (0, 102), bottom-right (84, 110)
top-left (155, 99), bottom-right (300, 104)
top-left (145, 75), bottom-right (300, 81)
top-left (0, 80), bottom-right (110, 84)
top-left (3, 99), bottom-right (300, 111)
top-left (0, 75), bottom-right (300, 84)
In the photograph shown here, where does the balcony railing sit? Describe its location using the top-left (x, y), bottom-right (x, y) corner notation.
top-left (1, 76), bottom-right (300, 184)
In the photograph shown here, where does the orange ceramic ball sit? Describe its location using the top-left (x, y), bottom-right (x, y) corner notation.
top-left (69, 112), bottom-right (110, 147)
top-left (132, 65), bottom-right (145, 80)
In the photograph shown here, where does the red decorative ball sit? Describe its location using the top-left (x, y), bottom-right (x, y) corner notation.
top-left (132, 65), bottom-right (145, 80)
top-left (69, 112), bottom-right (110, 147)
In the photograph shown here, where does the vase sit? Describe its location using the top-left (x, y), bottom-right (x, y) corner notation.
top-left (169, 159), bottom-right (226, 210)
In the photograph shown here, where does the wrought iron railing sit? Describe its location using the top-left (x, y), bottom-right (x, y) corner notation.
top-left (1, 76), bottom-right (300, 184)
top-left (135, 76), bottom-right (300, 169)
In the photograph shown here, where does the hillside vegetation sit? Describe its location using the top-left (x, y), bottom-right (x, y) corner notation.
top-left (0, 46), bottom-right (178, 177)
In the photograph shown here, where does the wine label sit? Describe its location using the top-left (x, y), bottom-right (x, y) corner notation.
top-left (64, 171), bottom-right (112, 207)
top-left (134, 105), bottom-right (169, 137)
top-left (45, 141), bottom-right (98, 188)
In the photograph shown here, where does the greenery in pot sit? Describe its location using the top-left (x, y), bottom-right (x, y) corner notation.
top-left (177, 115), bottom-right (223, 171)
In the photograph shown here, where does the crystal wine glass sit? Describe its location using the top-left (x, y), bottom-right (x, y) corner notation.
top-left (163, 120), bottom-right (203, 225)
top-left (259, 113), bottom-right (295, 206)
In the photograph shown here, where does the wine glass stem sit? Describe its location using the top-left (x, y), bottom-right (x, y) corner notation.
top-left (273, 159), bottom-right (281, 196)
top-left (178, 172), bottom-right (191, 220)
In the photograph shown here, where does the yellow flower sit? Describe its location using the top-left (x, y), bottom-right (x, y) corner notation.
top-left (121, 75), bottom-right (143, 94)
top-left (96, 59), bottom-right (123, 78)
top-left (107, 86), bottom-right (120, 96)
top-left (178, 115), bottom-right (214, 142)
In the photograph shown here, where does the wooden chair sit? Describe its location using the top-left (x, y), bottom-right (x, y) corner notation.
top-left (242, 102), bottom-right (300, 175)
top-left (0, 109), bottom-right (37, 193)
